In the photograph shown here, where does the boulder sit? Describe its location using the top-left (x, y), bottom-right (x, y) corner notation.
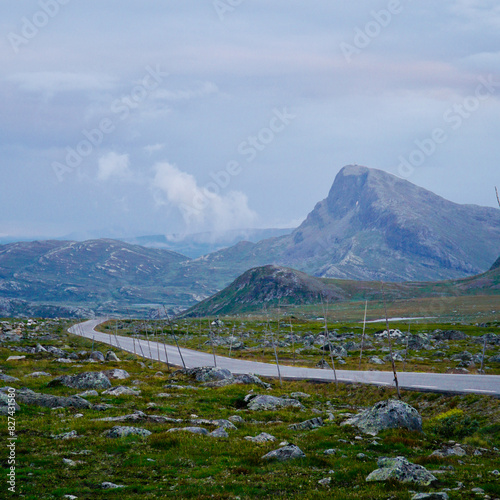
top-left (166, 427), bottom-right (209, 436)
top-left (209, 427), bottom-right (229, 438)
top-left (431, 445), bottom-right (466, 458)
top-left (90, 351), bottom-right (105, 362)
top-left (234, 373), bottom-right (271, 389)
top-left (103, 369), bottom-right (130, 380)
top-left (17, 389), bottom-right (92, 409)
top-left (0, 374), bottom-right (20, 383)
top-left (184, 366), bottom-right (233, 383)
top-left (288, 417), bottom-right (323, 431)
top-left (105, 351), bottom-right (120, 362)
top-left (103, 426), bottom-right (151, 438)
top-left (262, 444), bottom-right (306, 462)
top-left (366, 456), bottom-right (436, 486)
top-left (342, 399), bottom-right (422, 436)
top-left (0, 392), bottom-right (20, 415)
top-left (244, 394), bottom-right (304, 411)
top-left (245, 432), bottom-right (276, 443)
top-left (489, 354), bottom-right (500, 363)
top-left (26, 371), bottom-right (51, 378)
top-left (369, 357), bottom-right (385, 365)
top-left (49, 371), bottom-right (111, 390)
top-left (411, 493), bottom-right (449, 500)
top-left (102, 386), bottom-right (140, 396)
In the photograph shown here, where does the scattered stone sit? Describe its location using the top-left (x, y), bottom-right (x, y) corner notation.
top-left (0, 374), bottom-right (20, 382)
top-left (262, 444), bottom-right (306, 462)
top-left (78, 390), bottom-right (98, 397)
top-left (288, 417), bottom-right (323, 431)
top-left (318, 477), bottom-right (331, 486)
top-left (366, 456), bottom-right (436, 486)
top-left (63, 458), bottom-right (77, 466)
top-left (6, 355), bottom-right (25, 361)
top-left (357, 453), bottom-right (368, 459)
top-left (101, 482), bottom-right (124, 489)
top-left (184, 366), bottom-right (233, 383)
top-left (190, 418), bottom-right (237, 430)
top-left (64, 495), bottom-right (78, 499)
top-left (102, 386), bottom-right (141, 396)
top-left (26, 371), bottom-right (51, 378)
top-left (228, 415), bottom-right (244, 424)
top-left (369, 356), bottom-right (385, 365)
top-left (411, 493), bottom-right (449, 500)
top-left (471, 487), bottom-right (485, 495)
top-left (154, 371), bottom-right (164, 377)
top-left (209, 427), bottom-right (229, 438)
top-left (244, 394), bottom-right (304, 411)
top-left (104, 369), bottom-right (130, 380)
top-left (49, 371), bottom-right (111, 390)
top-left (324, 449), bottom-right (337, 455)
top-left (167, 427), bottom-right (209, 436)
top-left (290, 392), bottom-right (311, 399)
top-left (53, 430), bottom-right (78, 440)
top-left (431, 445), bottom-right (466, 458)
top-left (446, 367), bottom-right (470, 374)
top-left (342, 399), bottom-right (422, 436)
top-left (103, 426), bottom-right (151, 438)
top-left (245, 432), bottom-right (276, 443)
top-left (55, 358), bottom-right (75, 363)
top-left (105, 351), bottom-right (120, 362)
top-left (234, 373), bottom-right (270, 389)
top-left (17, 389), bottom-right (92, 410)
top-left (491, 470), bottom-right (500, 475)
top-left (89, 351), bottom-right (105, 362)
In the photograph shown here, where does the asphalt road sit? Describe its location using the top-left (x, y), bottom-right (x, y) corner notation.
top-left (69, 319), bottom-right (500, 397)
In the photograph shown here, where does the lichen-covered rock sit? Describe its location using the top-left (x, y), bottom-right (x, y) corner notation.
top-left (342, 399), bottom-right (422, 436)
top-left (431, 445), bottom-right (466, 458)
top-left (90, 351), bottom-right (105, 362)
top-left (105, 351), bottom-right (120, 362)
top-left (103, 426), bottom-right (151, 438)
top-left (234, 373), bottom-right (270, 389)
top-left (262, 444), bottom-right (306, 462)
top-left (185, 366), bottom-right (233, 383)
top-left (244, 394), bottom-right (304, 411)
top-left (102, 386), bottom-right (140, 396)
top-left (0, 392), bottom-right (20, 415)
top-left (288, 417), bottom-right (323, 431)
top-left (49, 371), bottom-right (111, 390)
top-left (245, 432), bottom-right (276, 443)
top-left (209, 427), bottom-right (229, 438)
top-left (366, 456), bottom-right (436, 486)
top-left (167, 427), bottom-right (209, 435)
top-left (411, 493), bottom-right (449, 500)
top-left (17, 389), bottom-right (92, 409)
top-left (0, 374), bottom-right (20, 383)
top-left (103, 369), bottom-right (130, 380)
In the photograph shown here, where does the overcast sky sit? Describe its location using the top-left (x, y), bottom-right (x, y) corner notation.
top-left (1, 0), bottom-right (500, 241)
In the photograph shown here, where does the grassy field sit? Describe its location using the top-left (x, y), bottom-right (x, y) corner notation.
top-left (0, 318), bottom-right (499, 498)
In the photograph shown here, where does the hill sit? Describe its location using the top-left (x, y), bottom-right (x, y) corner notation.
top-left (181, 262), bottom-right (500, 317)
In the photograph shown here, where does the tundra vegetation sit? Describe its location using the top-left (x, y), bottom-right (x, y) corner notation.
top-left (0, 316), bottom-right (499, 499)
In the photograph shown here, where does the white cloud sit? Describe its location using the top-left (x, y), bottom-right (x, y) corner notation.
top-left (144, 143), bottom-right (165, 155)
top-left (154, 81), bottom-right (218, 101)
top-left (152, 162), bottom-right (257, 233)
top-left (97, 152), bottom-right (131, 181)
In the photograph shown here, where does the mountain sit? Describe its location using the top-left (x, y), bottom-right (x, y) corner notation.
top-left (183, 165), bottom-right (500, 282)
top-left (0, 239), bottom-right (199, 317)
top-left (122, 227), bottom-right (293, 258)
top-left (491, 255), bottom-right (500, 271)
top-left (181, 262), bottom-right (500, 317)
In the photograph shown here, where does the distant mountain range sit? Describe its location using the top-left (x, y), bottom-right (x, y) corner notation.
top-left (1, 165), bottom-right (499, 317)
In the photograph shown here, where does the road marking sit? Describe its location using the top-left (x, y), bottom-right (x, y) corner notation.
top-left (411, 385), bottom-right (438, 389)
top-left (462, 389), bottom-right (495, 394)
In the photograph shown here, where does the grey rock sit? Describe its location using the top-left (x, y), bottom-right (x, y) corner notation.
top-left (262, 444), bottom-right (306, 462)
top-left (288, 417), bottom-right (323, 431)
top-left (49, 371), bottom-right (111, 390)
top-left (45, 346), bottom-right (67, 357)
top-left (0, 374), bottom-right (20, 383)
top-left (244, 394), bottom-right (304, 411)
top-left (53, 430), bottom-right (78, 440)
top-left (324, 448), bottom-right (337, 455)
top-left (433, 330), bottom-right (467, 341)
top-left (366, 456), bottom-right (436, 485)
top-left (78, 390), bottom-right (98, 397)
top-left (102, 385), bottom-right (140, 396)
top-left (234, 373), bottom-right (271, 389)
top-left (245, 432), bottom-right (276, 443)
top-left (209, 427), bottom-right (229, 438)
top-left (431, 445), bottom-right (466, 458)
top-left (411, 493), bottom-right (449, 500)
top-left (318, 477), bottom-right (331, 486)
top-left (489, 354), bottom-right (500, 363)
top-left (63, 458), bottom-right (77, 466)
top-left (228, 415), bottom-right (244, 424)
top-left (105, 351), bottom-right (120, 362)
top-left (342, 399), bottom-right (422, 436)
top-left (290, 392), bottom-right (311, 399)
top-left (89, 351), bottom-right (105, 362)
top-left (184, 366), bottom-right (233, 383)
top-left (104, 426), bottom-right (151, 438)
top-left (26, 371), bottom-right (51, 378)
top-left (369, 356), bottom-right (385, 365)
top-left (17, 389), bottom-right (92, 410)
top-left (101, 482), bottom-right (125, 489)
top-left (190, 418), bottom-right (237, 430)
top-left (35, 343), bottom-right (47, 353)
top-left (167, 426), bottom-right (209, 436)
top-left (383, 352), bottom-right (404, 362)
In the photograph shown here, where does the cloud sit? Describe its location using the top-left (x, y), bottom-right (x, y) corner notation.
top-left (154, 81), bottom-right (218, 101)
top-left (144, 143), bottom-right (165, 155)
top-left (152, 162), bottom-right (257, 233)
top-left (97, 152), bottom-right (131, 181)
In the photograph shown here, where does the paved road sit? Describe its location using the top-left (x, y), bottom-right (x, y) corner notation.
top-left (69, 319), bottom-right (500, 397)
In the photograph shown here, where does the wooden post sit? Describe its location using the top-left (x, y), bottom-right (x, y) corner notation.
top-left (358, 300), bottom-right (368, 370)
top-left (403, 322), bottom-right (411, 372)
top-left (480, 334), bottom-right (487, 373)
top-left (383, 286), bottom-right (401, 399)
top-left (164, 307), bottom-right (186, 369)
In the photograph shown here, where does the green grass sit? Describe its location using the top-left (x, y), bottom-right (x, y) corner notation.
top-left (1, 317), bottom-right (499, 498)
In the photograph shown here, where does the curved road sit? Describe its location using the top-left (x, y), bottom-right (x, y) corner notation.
top-left (69, 319), bottom-right (500, 397)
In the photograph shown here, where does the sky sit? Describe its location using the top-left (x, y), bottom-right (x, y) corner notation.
top-left (1, 0), bottom-right (500, 242)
